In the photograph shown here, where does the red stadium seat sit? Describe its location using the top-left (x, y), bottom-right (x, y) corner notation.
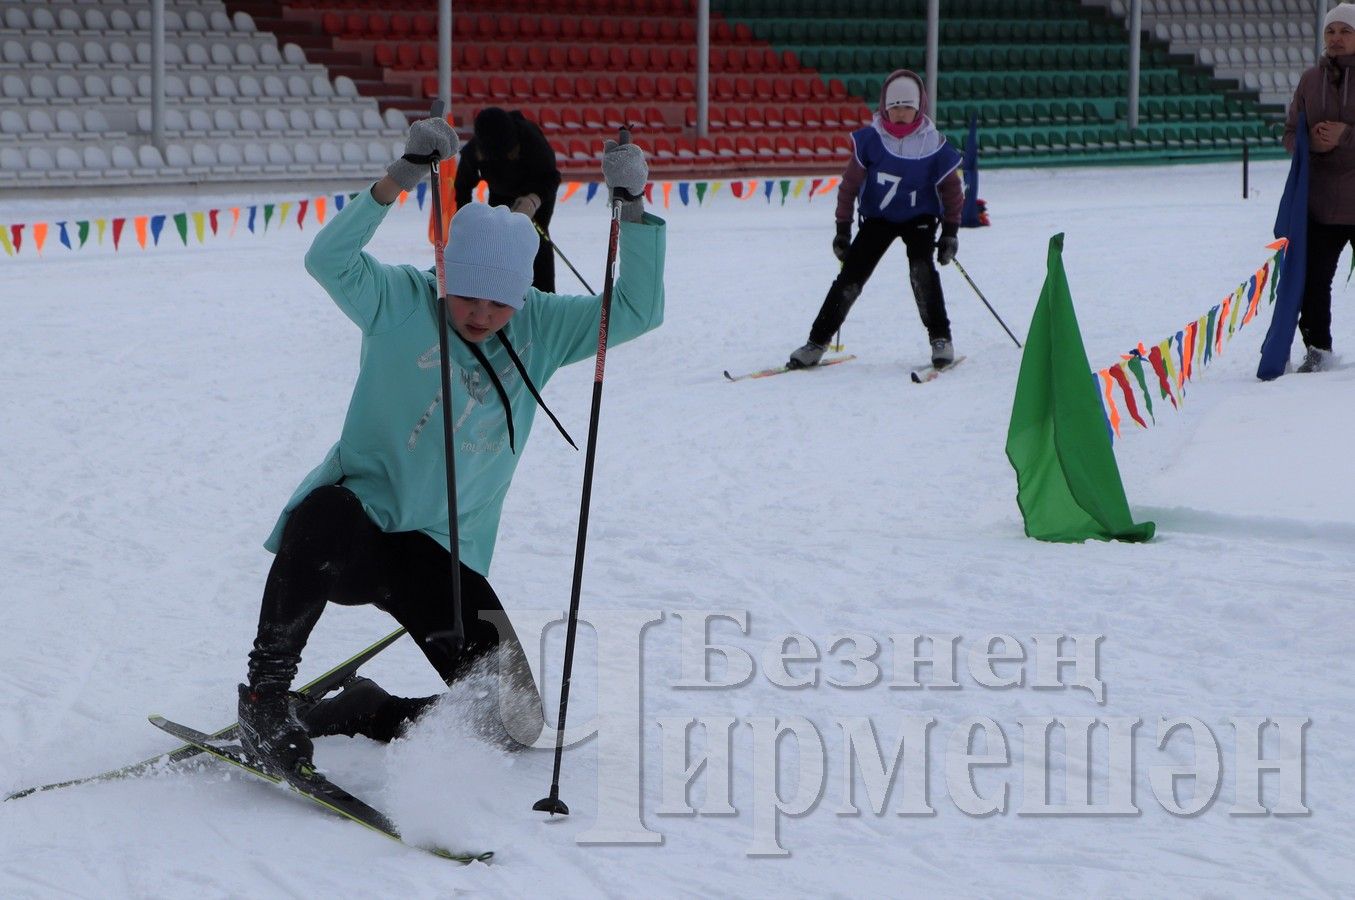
top-left (733, 76), bottom-right (754, 99)
top-left (763, 105), bottom-right (784, 127)
top-left (321, 13), bottom-right (344, 36)
top-left (619, 19), bottom-right (640, 42)
top-left (575, 78), bottom-right (596, 102)
top-left (588, 46), bottom-right (607, 70)
top-left (366, 14), bottom-right (389, 39)
top-left (505, 46), bottom-right (526, 70)
top-left (560, 106), bottom-right (582, 129)
top-left (567, 46), bottom-right (587, 69)
top-left (526, 46), bottom-right (547, 69)
top-left (412, 14), bottom-right (433, 38)
top-left (595, 76), bottom-right (616, 100)
top-left (782, 105), bottom-right (803, 128)
top-left (654, 76), bottom-right (676, 100)
top-left (603, 106), bottom-right (626, 128)
top-left (374, 43), bottom-right (397, 68)
top-left (553, 75), bottom-right (575, 99)
top-left (484, 45), bottom-right (506, 70)
top-left (675, 76), bottom-right (694, 98)
top-left (743, 104), bottom-right (765, 128)
top-left (390, 14), bottom-right (410, 38)
top-left (462, 45), bottom-right (483, 69)
top-left (546, 47), bottom-right (567, 70)
top-left (607, 46), bottom-right (627, 70)
top-left (538, 107), bottom-right (562, 130)
top-left (615, 74), bottom-right (637, 98)
top-left (488, 75), bottom-right (511, 99)
top-left (735, 135), bottom-right (756, 157)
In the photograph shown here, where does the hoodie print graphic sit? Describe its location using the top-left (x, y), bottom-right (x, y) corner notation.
top-left (406, 342), bottom-right (527, 452)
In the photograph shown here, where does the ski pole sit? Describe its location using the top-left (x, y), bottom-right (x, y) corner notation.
top-left (534, 222), bottom-right (596, 294)
top-left (952, 256), bottom-right (1022, 349)
top-left (534, 126), bottom-right (633, 818)
top-left (426, 99), bottom-right (465, 655)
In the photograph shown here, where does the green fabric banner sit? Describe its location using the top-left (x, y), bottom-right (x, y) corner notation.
top-left (1005, 234), bottom-right (1155, 543)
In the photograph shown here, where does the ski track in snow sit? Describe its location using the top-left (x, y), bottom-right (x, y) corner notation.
top-left (2, 161), bottom-right (1352, 897)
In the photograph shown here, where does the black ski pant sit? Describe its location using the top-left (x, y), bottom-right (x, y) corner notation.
top-left (808, 214), bottom-right (951, 347)
top-left (247, 485), bottom-right (543, 746)
top-left (1301, 218), bottom-right (1355, 352)
top-left (489, 191), bottom-right (555, 292)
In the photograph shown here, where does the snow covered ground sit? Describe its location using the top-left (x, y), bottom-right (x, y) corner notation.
top-left (2, 159), bottom-right (1353, 898)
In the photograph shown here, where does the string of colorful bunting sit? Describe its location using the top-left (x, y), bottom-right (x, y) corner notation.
top-left (1094, 239), bottom-right (1286, 442)
top-left (0, 175), bottom-right (842, 259)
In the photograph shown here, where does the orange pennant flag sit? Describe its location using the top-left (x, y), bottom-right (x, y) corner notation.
top-left (1100, 370), bottom-right (1122, 437)
top-left (314, 196), bottom-right (327, 225)
top-left (33, 222), bottom-right (48, 255)
top-left (662, 182), bottom-right (673, 209)
top-left (134, 216), bottom-right (149, 249)
top-left (397, 190), bottom-right (408, 206)
top-left (560, 181), bottom-right (582, 203)
top-left (230, 207), bottom-right (240, 237)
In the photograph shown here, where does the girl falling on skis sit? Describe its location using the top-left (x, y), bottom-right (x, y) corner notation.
top-left (787, 69), bottom-right (964, 371)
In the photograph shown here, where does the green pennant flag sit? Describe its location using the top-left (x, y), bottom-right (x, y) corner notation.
top-left (695, 182), bottom-right (708, 205)
top-left (1125, 355), bottom-right (1154, 423)
top-left (263, 204), bottom-right (275, 231)
top-left (779, 179), bottom-right (790, 205)
top-left (1004, 234), bottom-right (1155, 543)
top-left (173, 212), bottom-right (189, 245)
top-left (77, 220), bottom-right (90, 247)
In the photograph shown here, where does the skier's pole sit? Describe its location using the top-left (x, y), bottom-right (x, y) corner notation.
top-left (534, 222), bottom-right (596, 294)
top-left (952, 256), bottom-right (1022, 349)
top-left (426, 100), bottom-right (464, 654)
top-left (534, 127), bottom-right (633, 818)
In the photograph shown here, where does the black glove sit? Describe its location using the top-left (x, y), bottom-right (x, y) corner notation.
top-left (832, 221), bottom-right (851, 262)
top-left (936, 227), bottom-right (958, 266)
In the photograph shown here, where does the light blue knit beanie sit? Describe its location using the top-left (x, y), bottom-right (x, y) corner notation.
top-left (443, 202), bottom-right (539, 309)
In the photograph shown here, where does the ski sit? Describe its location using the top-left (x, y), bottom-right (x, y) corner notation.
top-left (149, 716), bottom-right (492, 864)
top-left (5, 628), bottom-right (409, 802)
top-left (910, 355), bottom-right (967, 384)
top-left (724, 353), bottom-right (856, 382)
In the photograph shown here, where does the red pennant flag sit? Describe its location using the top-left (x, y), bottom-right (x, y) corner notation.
top-left (1147, 345), bottom-right (1178, 409)
top-left (297, 199), bottom-right (309, 229)
top-left (1108, 365), bottom-right (1147, 429)
top-left (209, 209), bottom-right (219, 235)
top-left (809, 177), bottom-right (823, 197)
top-left (730, 181), bottom-right (744, 198)
top-left (10, 223), bottom-right (22, 253)
top-left (112, 217), bottom-right (125, 250)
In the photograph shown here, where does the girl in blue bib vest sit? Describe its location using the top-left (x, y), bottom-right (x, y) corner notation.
top-left (788, 69), bottom-right (964, 371)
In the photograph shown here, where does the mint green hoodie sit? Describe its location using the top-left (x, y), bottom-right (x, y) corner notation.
top-left (264, 188), bottom-right (666, 575)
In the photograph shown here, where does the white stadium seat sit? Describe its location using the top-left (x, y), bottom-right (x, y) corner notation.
top-left (0, 108), bottom-right (24, 136)
top-left (83, 146), bottom-right (111, 169)
top-left (112, 145), bottom-right (137, 170)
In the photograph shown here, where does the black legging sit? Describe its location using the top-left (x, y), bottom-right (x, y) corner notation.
top-left (1302, 218), bottom-right (1355, 352)
top-left (809, 214), bottom-right (951, 347)
top-left (247, 485), bottom-right (542, 744)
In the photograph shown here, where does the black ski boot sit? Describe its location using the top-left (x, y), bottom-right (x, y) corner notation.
top-left (238, 683), bottom-right (315, 774)
top-left (300, 677), bottom-right (437, 744)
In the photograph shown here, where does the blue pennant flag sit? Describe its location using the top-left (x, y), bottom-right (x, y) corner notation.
top-left (679, 182), bottom-right (690, 206)
top-left (334, 194), bottom-right (346, 212)
top-left (57, 221), bottom-right (71, 249)
top-left (1257, 111), bottom-right (1309, 381)
top-left (247, 206), bottom-right (257, 233)
top-left (763, 180), bottom-right (773, 202)
top-left (150, 214), bottom-right (166, 245)
top-left (416, 182), bottom-right (428, 209)
top-left (586, 182), bottom-right (600, 203)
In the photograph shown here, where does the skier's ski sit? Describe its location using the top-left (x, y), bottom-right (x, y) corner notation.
top-left (5, 628), bottom-right (409, 802)
top-left (724, 353), bottom-right (856, 382)
top-left (910, 355), bottom-right (967, 384)
top-left (148, 716), bottom-right (492, 864)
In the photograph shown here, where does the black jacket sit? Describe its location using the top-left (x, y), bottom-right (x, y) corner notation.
top-left (453, 112), bottom-right (561, 215)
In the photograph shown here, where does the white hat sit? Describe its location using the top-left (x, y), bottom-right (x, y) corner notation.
top-left (884, 77), bottom-right (921, 110)
top-left (1326, 2), bottom-right (1355, 30)
top-left (443, 202), bottom-right (539, 310)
